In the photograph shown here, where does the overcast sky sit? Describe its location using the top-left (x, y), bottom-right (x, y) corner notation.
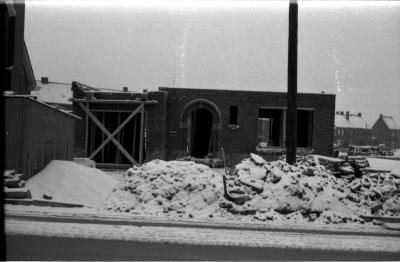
top-left (25, 0), bottom-right (400, 125)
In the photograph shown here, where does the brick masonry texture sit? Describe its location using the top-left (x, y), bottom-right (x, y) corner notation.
top-left (154, 87), bottom-right (336, 165)
top-left (72, 85), bottom-right (335, 166)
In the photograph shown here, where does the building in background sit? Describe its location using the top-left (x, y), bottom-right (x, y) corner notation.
top-left (72, 83), bottom-right (336, 166)
top-left (334, 111), bottom-right (371, 147)
top-left (371, 114), bottom-right (400, 148)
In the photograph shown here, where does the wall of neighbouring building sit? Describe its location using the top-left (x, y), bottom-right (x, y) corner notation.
top-left (5, 96), bottom-right (78, 179)
top-left (156, 87), bottom-right (336, 165)
top-left (371, 117), bottom-right (400, 148)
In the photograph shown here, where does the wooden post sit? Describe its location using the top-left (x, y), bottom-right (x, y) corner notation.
top-left (139, 105), bottom-right (145, 164)
top-left (132, 115), bottom-right (137, 161)
top-left (85, 102), bottom-right (89, 156)
top-left (286, 0), bottom-right (298, 164)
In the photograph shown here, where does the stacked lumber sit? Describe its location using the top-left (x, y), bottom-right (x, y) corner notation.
top-left (4, 170), bottom-right (31, 199)
top-left (177, 156), bottom-right (223, 168)
top-left (347, 156), bottom-right (369, 176)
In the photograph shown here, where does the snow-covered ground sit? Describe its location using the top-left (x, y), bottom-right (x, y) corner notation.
top-left (6, 217), bottom-right (400, 253)
top-left (26, 160), bottom-right (117, 207)
top-left (20, 156), bottom-right (400, 226)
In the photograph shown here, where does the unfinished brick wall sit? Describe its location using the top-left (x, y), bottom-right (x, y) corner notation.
top-left (146, 91), bottom-right (168, 161)
top-left (155, 87), bottom-right (335, 165)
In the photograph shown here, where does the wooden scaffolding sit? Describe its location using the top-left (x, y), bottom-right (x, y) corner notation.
top-left (73, 98), bottom-right (157, 166)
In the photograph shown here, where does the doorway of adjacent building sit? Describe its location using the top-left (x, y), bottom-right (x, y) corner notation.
top-left (189, 108), bottom-right (213, 158)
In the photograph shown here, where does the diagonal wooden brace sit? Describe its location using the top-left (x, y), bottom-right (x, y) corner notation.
top-left (79, 103), bottom-right (142, 165)
top-left (88, 105), bottom-right (142, 160)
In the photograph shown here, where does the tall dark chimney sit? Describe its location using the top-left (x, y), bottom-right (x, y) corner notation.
top-left (123, 87), bottom-right (128, 92)
top-left (346, 111), bottom-right (349, 121)
top-left (41, 77), bottom-right (49, 84)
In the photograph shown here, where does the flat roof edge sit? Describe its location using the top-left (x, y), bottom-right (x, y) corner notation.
top-left (4, 95), bottom-right (81, 120)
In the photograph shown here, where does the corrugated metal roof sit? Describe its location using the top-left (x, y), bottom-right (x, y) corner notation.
top-left (382, 116), bottom-right (400, 130)
top-left (31, 81), bottom-right (72, 105)
top-left (5, 95), bottom-right (80, 120)
top-left (335, 114), bottom-right (370, 129)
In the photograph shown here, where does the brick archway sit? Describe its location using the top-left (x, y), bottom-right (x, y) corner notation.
top-left (178, 99), bottom-right (222, 158)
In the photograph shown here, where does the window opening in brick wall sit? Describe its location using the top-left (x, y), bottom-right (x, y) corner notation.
top-left (297, 110), bottom-right (313, 147)
top-left (258, 108), bottom-right (313, 148)
top-left (229, 105), bottom-right (238, 125)
top-left (258, 108), bottom-right (283, 146)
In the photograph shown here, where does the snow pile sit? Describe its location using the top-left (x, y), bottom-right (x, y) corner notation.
top-left (102, 160), bottom-right (223, 217)
top-left (26, 160), bottom-right (117, 207)
top-left (394, 149), bottom-right (400, 157)
top-left (220, 154), bottom-right (400, 224)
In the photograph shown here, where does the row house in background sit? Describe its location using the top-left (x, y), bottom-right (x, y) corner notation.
top-left (371, 114), bottom-right (400, 148)
top-left (334, 111), bottom-right (370, 147)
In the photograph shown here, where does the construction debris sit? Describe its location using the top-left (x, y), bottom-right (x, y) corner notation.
top-left (4, 170), bottom-right (31, 199)
top-left (177, 156), bottom-right (223, 168)
top-left (219, 153), bottom-right (400, 224)
top-left (102, 160), bottom-right (223, 217)
top-left (102, 153), bottom-right (399, 224)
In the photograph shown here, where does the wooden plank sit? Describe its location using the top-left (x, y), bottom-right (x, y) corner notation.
top-left (314, 155), bottom-right (344, 164)
top-left (78, 103), bottom-right (138, 165)
top-left (88, 105), bottom-right (142, 160)
top-left (132, 115), bottom-right (137, 161)
top-left (90, 109), bottom-right (135, 113)
top-left (73, 99), bottom-right (158, 104)
top-left (139, 105), bottom-right (145, 164)
top-left (85, 102), bottom-right (89, 156)
top-left (101, 112), bottom-right (105, 163)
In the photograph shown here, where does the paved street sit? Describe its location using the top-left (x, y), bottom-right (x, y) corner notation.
top-left (6, 235), bottom-right (400, 261)
top-left (5, 210), bottom-right (400, 261)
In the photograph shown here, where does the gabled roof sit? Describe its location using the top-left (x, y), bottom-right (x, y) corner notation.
top-left (381, 115), bottom-right (400, 130)
top-left (335, 113), bottom-right (370, 129)
top-left (31, 80), bottom-right (72, 105)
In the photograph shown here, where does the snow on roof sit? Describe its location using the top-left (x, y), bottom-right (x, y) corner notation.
top-left (31, 80), bottom-right (72, 105)
top-left (382, 115), bottom-right (400, 130)
top-left (335, 114), bottom-right (369, 129)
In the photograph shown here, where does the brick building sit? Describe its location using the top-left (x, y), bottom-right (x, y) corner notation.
top-left (334, 111), bottom-right (371, 147)
top-left (371, 114), bottom-right (400, 148)
top-left (72, 83), bottom-right (336, 166)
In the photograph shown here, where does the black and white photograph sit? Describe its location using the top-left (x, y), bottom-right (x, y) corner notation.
top-left (2, 0), bottom-right (400, 260)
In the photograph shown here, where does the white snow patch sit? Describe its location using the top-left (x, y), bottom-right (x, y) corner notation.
top-left (26, 160), bottom-right (117, 207)
top-left (102, 160), bottom-right (223, 218)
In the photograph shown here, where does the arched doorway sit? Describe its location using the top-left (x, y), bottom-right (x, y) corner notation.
top-left (190, 108), bottom-right (213, 157)
top-left (178, 99), bottom-right (222, 158)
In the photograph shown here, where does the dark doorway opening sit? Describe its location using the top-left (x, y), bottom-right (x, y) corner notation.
top-left (190, 108), bottom-right (213, 158)
top-left (297, 110), bottom-right (313, 147)
top-left (259, 108), bottom-right (283, 146)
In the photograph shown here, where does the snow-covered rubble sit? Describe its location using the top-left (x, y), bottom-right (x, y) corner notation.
top-left (219, 154), bottom-right (400, 224)
top-left (102, 160), bottom-right (223, 218)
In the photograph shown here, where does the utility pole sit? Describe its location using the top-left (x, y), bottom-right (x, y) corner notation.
top-left (286, 0), bottom-right (298, 164)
